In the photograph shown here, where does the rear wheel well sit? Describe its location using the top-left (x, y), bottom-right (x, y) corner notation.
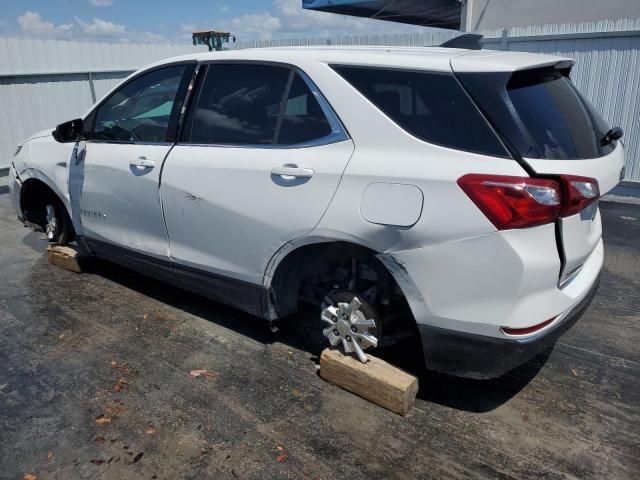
top-left (269, 241), bottom-right (415, 342)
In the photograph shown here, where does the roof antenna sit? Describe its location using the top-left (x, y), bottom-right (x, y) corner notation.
top-left (440, 34), bottom-right (483, 50)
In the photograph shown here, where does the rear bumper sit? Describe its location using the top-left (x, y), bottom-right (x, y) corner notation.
top-left (418, 275), bottom-right (600, 379)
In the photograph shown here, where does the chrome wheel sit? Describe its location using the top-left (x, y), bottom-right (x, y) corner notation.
top-left (45, 204), bottom-right (58, 242)
top-left (321, 295), bottom-right (378, 363)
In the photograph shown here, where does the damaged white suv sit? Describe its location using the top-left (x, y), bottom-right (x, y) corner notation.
top-left (9, 46), bottom-right (625, 378)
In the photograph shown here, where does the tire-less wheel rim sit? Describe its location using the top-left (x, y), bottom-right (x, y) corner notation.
top-left (45, 204), bottom-right (58, 242)
top-left (321, 296), bottom-right (378, 363)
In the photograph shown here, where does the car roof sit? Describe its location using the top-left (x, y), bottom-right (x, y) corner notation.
top-left (145, 46), bottom-right (574, 74)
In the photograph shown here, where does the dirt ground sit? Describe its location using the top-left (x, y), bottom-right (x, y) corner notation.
top-left (0, 186), bottom-right (639, 479)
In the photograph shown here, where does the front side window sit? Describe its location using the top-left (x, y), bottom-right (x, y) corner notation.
top-left (183, 64), bottom-right (336, 146)
top-left (332, 65), bottom-right (509, 158)
top-left (91, 65), bottom-right (186, 143)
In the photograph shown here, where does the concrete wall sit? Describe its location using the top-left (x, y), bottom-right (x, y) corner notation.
top-left (463, 0), bottom-right (640, 31)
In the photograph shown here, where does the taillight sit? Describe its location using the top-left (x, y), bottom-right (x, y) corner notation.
top-left (457, 174), bottom-right (562, 229)
top-left (559, 175), bottom-right (600, 217)
top-left (458, 174), bottom-right (600, 230)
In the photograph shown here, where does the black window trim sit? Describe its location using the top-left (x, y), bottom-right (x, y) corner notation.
top-left (178, 60), bottom-right (350, 150)
top-left (329, 63), bottom-right (512, 159)
top-left (83, 60), bottom-right (197, 146)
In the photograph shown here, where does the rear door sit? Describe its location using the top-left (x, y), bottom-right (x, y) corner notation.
top-left (160, 62), bottom-right (353, 288)
top-left (453, 61), bottom-right (625, 285)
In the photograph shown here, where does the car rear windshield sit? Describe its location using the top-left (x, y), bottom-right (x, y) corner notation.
top-left (332, 65), bottom-right (509, 158)
top-left (506, 69), bottom-right (615, 160)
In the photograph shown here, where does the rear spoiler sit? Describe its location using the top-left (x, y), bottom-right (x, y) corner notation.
top-left (440, 34), bottom-right (483, 50)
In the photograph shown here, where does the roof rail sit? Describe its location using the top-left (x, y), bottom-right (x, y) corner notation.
top-left (440, 34), bottom-right (483, 50)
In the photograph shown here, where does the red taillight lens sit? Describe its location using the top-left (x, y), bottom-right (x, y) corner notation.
top-left (559, 175), bottom-right (600, 217)
top-left (458, 174), bottom-right (600, 229)
top-left (457, 174), bottom-right (562, 230)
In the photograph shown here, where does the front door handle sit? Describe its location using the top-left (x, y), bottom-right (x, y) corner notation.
top-left (130, 157), bottom-right (156, 169)
top-left (270, 165), bottom-right (314, 178)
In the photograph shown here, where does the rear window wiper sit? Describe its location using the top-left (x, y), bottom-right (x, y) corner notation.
top-left (600, 127), bottom-right (623, 146)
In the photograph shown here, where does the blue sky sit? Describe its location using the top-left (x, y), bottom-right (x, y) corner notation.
top-left (0, 0), bottom-right (423, 44)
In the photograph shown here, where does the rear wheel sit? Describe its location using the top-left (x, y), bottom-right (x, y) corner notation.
top-left (321, 290), bottom-right (381, 362)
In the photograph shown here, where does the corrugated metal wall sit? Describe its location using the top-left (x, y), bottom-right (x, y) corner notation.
top-left (230, 18), bottom-right (640, 184)
top-left (0, 38), bottom-right (206, 167)
top-left (482, 18), bottom-right (640, 184)
top-left (1, 20), bottom-right (639, 183)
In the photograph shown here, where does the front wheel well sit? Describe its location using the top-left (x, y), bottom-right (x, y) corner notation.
top-left (20, 179), bottom-right (62, 226)
top-left (20, 178), bottom-right (74, 243)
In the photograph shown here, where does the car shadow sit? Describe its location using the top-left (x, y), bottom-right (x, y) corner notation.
top-left (86, 256), bottom-right (546, 413)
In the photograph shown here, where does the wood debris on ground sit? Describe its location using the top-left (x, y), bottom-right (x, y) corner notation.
top-left (189, 369), bottom-right (216, 379)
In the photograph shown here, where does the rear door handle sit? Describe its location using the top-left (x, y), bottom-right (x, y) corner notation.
top-left (270, 165), bottom-right (314, 178)
top-left (130, 157), bottom-right (156, 169)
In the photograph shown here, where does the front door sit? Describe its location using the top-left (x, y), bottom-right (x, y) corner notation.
top-left (73, 63), bottom-right (192, 260)
top-left (161, 63), bottom-right (354, 287)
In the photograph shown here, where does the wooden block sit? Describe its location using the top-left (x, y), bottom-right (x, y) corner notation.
top-left (47, 245), bottom-right (83, 273)
top-left (319, 348), bottom-right (419, 416)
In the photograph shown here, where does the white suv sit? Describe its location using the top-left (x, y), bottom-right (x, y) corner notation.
top-left (9, 46), bottom-right (625, 378)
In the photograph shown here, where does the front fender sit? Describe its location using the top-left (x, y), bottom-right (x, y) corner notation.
top-left (14, 134), bottom-right (76, 217)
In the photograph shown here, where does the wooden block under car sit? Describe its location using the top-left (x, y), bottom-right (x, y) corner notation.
top-left (319, 348), bottom-right (419, 416)
top-left (47, 245), bottom-right (84, 273)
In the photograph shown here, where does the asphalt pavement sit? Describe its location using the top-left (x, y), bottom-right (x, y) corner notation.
top-left (0, 191), bottom-right (638, 480)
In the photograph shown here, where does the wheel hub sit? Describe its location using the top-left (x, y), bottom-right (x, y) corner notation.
top-left (321, 296), bottom-right (378, 363)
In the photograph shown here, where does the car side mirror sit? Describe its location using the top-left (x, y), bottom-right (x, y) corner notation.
top-left (53, 118), bottom-right (84, 143)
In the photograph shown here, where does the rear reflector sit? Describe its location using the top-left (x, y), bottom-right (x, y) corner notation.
top-left (458, 174), bottom-right (600, 230)
top-left (501, 317), bottom-right (556, 336)
top-left (457, 174), bottom-right (561, 229)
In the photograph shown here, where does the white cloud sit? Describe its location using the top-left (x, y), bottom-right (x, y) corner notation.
top-left (15, 9), bottom-right (171, 43)
top-left (74, 16), bottom-right (126, 36)
top-left (89, 0), bottom-right (114, 6)
top-left (18, 11), bottom-right (56, 33)
top-left (229, 12), bottom-right (282, 41)
top-left (180, 23), bottom-right (197, 33)
top-left (221, 6), bottom-right (230, 14)
top-left (17, 11), bottom-right (75, 36)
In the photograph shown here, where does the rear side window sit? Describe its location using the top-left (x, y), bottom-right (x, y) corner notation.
top-left (183, 64), bottom-right (335, 146)
top-left (507, 69), bottom-right (615, 159)
top-left (278, 74), bottom-right (333, 145)
top-left (332, 66), bottom-right (509, 158)
top-left (185, 64), bottom-right (290, 145)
